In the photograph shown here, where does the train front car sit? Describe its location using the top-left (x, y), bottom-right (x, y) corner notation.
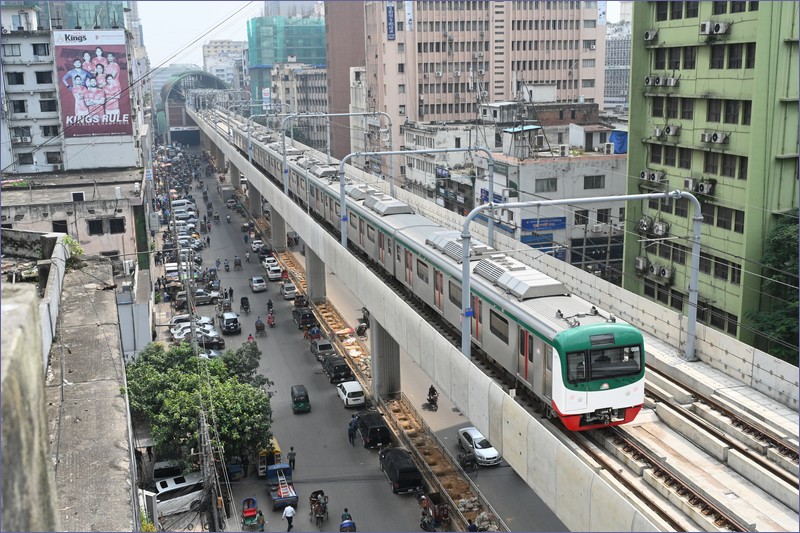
top-left (550, 323), bottom-right (645, 431)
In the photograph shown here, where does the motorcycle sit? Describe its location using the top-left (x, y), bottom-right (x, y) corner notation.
top-left (426, 392), bottom-right (439, 411)
top-left (226, 215), bottom-right (231, 223)
top-left (224, 260), bottom-right (230, 272)
top-left (267, 311), bottom-right (275, 328)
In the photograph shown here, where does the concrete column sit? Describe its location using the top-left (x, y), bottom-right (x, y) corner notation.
top-left (369, 319), bottom-right (401, 399)
top-left (270, 210), bottom-right (287, 252)
top-left (229, 162), bottom-right (241, 189)
top-left (247, 186), bottom-right (261, 214)
top-left (305, 247), bottom-right (327, 305)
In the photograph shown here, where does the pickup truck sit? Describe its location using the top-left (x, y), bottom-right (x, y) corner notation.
top-left (266, 463), bottom-right (298, 511)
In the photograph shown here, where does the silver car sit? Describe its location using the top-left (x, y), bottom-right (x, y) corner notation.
top-left (457, 427), bottom-right (501, 466)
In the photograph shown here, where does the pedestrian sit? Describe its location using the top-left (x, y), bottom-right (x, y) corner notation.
top-left (282, 504), bottom-right (295, 532)
top-left (287, 446), bottom-right (296, 470)
top-left (223, 288), bottom-right (228, 300)
top-left (256, 510), bottom-right (266, 532)
top-left (348, 415), bottom-right (358, 446)
top-left (146, 446), bottom-right (153, 460)
top-left (206, 236), bottom-right (211, 246)
top-left (467, 518), bottom-right (478, 532)
top-left (229, 287), bottom-right (234, 299)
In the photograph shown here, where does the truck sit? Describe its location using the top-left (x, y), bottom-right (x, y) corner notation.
top-left (266, 463), bottom-right (298, 511)
top-left (220, 185), bottom-right (236, 204)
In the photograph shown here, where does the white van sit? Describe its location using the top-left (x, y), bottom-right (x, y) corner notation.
top-left (171, 199), bottom-right (195, 211)
top-left (155, 471), bottom-right (203, 517)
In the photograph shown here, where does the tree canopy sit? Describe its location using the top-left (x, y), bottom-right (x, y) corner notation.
top-left (126, 342), bottom-right (274, 460)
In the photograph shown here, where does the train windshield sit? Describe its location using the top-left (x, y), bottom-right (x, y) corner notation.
top-left (566, 345), bottom-right (642, 383)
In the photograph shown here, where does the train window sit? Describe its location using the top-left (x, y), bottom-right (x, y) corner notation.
top-left (489, 311), bottom-right (509, 344)
top-left (367, 225), bottom-right (376, 242)
top-left (416, 260), bottom-right (429, 283)
top-left (518, 329), bottom-right (527, 356)
top-left (566, 351), bottom-right (587, 382)
top-left (589, 346), bottom-right (642, 380)
top-left (396, 244), bottom-right (401, 261)
top-left (448, 280), bottom-right (461, 306)
top-left (349, 213), bottom-right (357, 229)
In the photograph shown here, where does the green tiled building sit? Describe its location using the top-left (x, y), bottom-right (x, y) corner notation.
top-left (623, 1), bottom-right (798, 348)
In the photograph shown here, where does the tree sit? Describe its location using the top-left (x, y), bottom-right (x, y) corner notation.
top-left (223, 342), bottom-right (271, 389)
top-left (126, 343), bottom-right (273, 461)
top-left (749, 213), bottom-right (799, 365)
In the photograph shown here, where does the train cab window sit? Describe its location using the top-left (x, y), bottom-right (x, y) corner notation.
top-left (567, 351), bottom-right (587, 382)
top-left (489, 310), bottom-right (509, 344)
top-left (589, 346), bottom-right (642, 380)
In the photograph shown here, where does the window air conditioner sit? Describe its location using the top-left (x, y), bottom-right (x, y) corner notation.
top-left (589, 44), bottom-right (596, 50)
top-left (712, 22), bottom-right (731, 34)
top-left (11, 136), bottom-right (22, 143)
top-left (435, 71), bottom-right (443, 77)
top-left (478, 69), bottom-right (485, 75)
top-left (653, 221), bottom-right (670, 237)
top-left (644, 75), bottom-right (654, 86)
top-left (699, 21), bottom-right (713, 35)
top-left (664, 124), bottom-right (680, 136)
top-left (592, 224), bottom-right (604, 233)
top-left (635, 256), bottom-right (649, 272)
top-left (683, 178), bottom-right (696, 191)
top-left (640, 169), bottom-right (651, 180)
top-left (644, 30), bottom-right (658, 41)
top-left (665, 77), bottom-right (679, 87)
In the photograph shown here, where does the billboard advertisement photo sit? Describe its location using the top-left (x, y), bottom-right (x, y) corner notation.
top-left (54, 30), bottom-right (132, 138)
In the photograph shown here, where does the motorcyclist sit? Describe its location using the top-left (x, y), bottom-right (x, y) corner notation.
top-left (267, 299), bottom-right (273, 312)
top-left (255, 316), bottom-right (264, 329)
top-left (247, 333), bottom-right (255, 342)
top-left (267, 313), bottom-right (275, 327)
top-left (428, 385), bottom-right (438, 400)
top-left (245, 251), bottom-right (250, 263)
top-left (226, 214), bottom-right (231, 223)
top-left (216, 257), bottom-right (221, 269)
top-left (224, 258), bottom-right (230, 271)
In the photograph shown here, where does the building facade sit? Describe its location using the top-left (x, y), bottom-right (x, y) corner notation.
top-left (202, 39), bottom-right (245, 87)
top-left (270, 62), bottom-right (328, 151)
top-left (623, 1), bottom-right (799, 345)
top-left (361, 0), bottom-right (606, 178)
top-left (604, 22), bottom-right (631, 109)
top-left (246, 15), bottom-right (327, 106)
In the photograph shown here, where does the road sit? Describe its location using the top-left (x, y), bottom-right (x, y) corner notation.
top-left (195, 155), bottom-right (567, 532)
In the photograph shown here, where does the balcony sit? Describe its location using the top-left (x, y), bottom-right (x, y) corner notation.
top-left (1, 56), bottom-right (53, 65)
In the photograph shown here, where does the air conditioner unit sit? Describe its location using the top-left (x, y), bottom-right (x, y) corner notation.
top-left (684, 178), bottom-right (696, 191)
top-left (559, 144), bottom-right (568, 157)
top-left (712, 22), bottom-right (731, 34)
top-left (699, 21), bottom-right (713, 35)
top-left (711, 132), bottom-right (729, 144)
top-left (697, 181), bottom-right (715, 195)
top-left (123, 259), bottom-right (136, 276)
top-left (653, 127), bottom-right (663, 137)
top-left (481, 90), bottom-right (488, 97)
top-left (644, 30), bottom-right (658, 41)
top-left (653, 76), bottom-right (664, 86)
top-left (435, 71), bottom-right (443, 77)
top-left (603, 142), bottom-right (614, 154)
top-left (419, 94), bottom-right (425, 101)
top-left (649, 171), bottom-right (665, 182)
top-left (644, 75), bottom-right (654, 86)
top-left (592, 224), bottom-right (604, 233)
top-left (653, 221), bottom-right (670, 237)
top-left (664, 124), bottom-right (680, 136)
top-left (589, 44), bottom-right (596, 50)
top-left (423, 73), bottom-right (429, 78)
top-left (665, 77), bottom-right (679, 87)
top-left (454, 70), bottom-right (461, 76)
top-left (648, 263), bottom-right (659, 276)
top-left (638, 216), bottom-right (652, 233)
top-left (11, 136), bottom-right (22, 144)
top-left (700, 132), bottom-right (714, 143)
top-left (478, 69), bottom-right (485, 75)
top-left (640, 169), bottom-right (651, 180)
top-left (635, 256), bottom-right (649, 272)
top-left (535, 135), bottom-right (545, 147)
top-left (1, 27), bottom-right (9, 35)
top-left (22, 136), bottom-right (32, 142)
top-left (659, 266), bottom-right (674, 280)
top-left (53, 164), bottom-right (62, 171)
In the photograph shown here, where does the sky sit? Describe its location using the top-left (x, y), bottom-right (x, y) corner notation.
top-left (137, 1), bottom-right (622, 70)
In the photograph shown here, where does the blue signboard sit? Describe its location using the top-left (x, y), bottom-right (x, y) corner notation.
top-left (387, 2), bottom-right (396, 41)
top-left (520, 234), bottom-right (554, 245)
top-left (435, 166), bottom-right (450, 178)
top-left (474, 213), bottom-right (516, 234)
top-left (479, 188), bottom-right (505, 203)
top-left (521, 216), bottom-right (567, 232)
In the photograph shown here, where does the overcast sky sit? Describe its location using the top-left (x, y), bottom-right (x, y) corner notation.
top-left (138, 1), bottom-right (622, 70)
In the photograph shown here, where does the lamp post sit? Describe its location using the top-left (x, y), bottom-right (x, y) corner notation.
top-left (459, 190), bottom-right (704, 362)
top-left (337, 146), bottom-right (495, 248)
top-left (282, 112), bottom-right (395, 196)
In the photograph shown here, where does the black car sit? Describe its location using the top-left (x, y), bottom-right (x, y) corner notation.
top-left (292, 307), bottom-right (318, 330)
top-left (379, 447), bottom-right (423, 494)
top-left (357, 410), bottom-right (392, 449)
top-left (322, 356), bottom-right (354, 384)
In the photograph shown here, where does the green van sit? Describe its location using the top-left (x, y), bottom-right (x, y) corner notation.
top-left (291, 384), bottom-right (310, 413)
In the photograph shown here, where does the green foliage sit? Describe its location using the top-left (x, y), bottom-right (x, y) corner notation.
top-left (126, 343), bottom-right (273, 460)
top-left (749, 213), bottom-right (799, 365)
top-left (61, 235), bottom-right (84, 269)
top-left (222, 341), bottom-right (272, 389)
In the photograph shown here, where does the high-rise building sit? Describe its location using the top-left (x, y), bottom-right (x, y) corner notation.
top-left (604, 21), bottom-right (631, 109)
top-left (623, 1), bottom-right (799, 347)
top-left (324, 0), bottom-right (365, 160)
top-left (246, 15), bottom-right (327, 105)
top-left (270, 63), bottom-right (328, 151)
top-left (362, 1), bottom-right (606, 178)
top-left (202, 39), bottom-right (245, 87)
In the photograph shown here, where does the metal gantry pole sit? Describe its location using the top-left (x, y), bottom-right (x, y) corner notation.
top-left (460, 191), bottom-right (704, 362)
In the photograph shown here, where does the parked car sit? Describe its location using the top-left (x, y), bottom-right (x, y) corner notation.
top-left (379, 447), bottom-right (423, 494)
top-left (219, 312), bottom-right (241, 334)
top-left (262, 256), bottom-right (279, 270)
top-left (249, 276), bottom-right (267, 292)
top-left (292, 307), bottom-right (318, 330)
top-left (310, 339), bottom-right (335, 361)
top-left (173, 325), bottom-right (219, 341)
top-left (357, 410), bottom-right (392, 448)
top-left (169, 314), bottom-right (214, 327)
top-left (251, 239), bottom-right (265, 252)
top-left (322, 356), bottom-right (354, 384)
top-left (199, 349), bottom-right (224, 359)
top-left (170, 322), bottom-right (218, 338)
top-left (279, 282), bottom-right (296, 300)
top-left (336, 381), bottom-right (365, 408)
top-left (266, 266), bottom-right (282, 281)
top-left (174, 332), bottom-right (226, 350)
top-left (457, 427), bottom-right (501, 466)
top-left (191, 289), bottom-right (220, 305)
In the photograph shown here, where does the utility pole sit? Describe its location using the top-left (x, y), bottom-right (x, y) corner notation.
top-left (200, 411), bottom-right (220, 532)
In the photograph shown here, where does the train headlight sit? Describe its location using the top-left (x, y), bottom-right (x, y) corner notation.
top-left (600, 383), bottom-right (610, 390)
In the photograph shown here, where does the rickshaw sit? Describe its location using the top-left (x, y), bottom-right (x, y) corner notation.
top-left (255, 318), bottom-right (267, 337)
top-left (217, 298), bottom-right (232, 316)
top-left (241, 497), bottom-right (259, 529)
top-left (234, 257), bottom-right (243, 271)
top-left (339, 519), bottom-right (356, 532)
top-left (241, 223), bottom-right (250, 233)
top-left (309, 490), bottom-right (329, 529)
top-left (241, 296), bottom-right (251, 315)
top-left (213, 213), bottom-right (220, 224)
top-left (294, 294), bottom-right (308, 308)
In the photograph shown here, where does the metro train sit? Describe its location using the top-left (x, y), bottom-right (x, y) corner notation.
top-left (212, 111), bottom-right (645, 431)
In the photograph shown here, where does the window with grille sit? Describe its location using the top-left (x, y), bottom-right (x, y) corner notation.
top-left (7, 72), bottom-right (24, 85)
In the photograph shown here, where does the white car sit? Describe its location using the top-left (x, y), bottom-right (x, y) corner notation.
top-left (169, 314), bottom-right (214, 327)
top-left (251, 239), bottom-right (265, 252)
top-left (457, 427), bottom-right (502, 466)
top-left (249, 276), bottom-right (267, 292)
top-left (266, 265), bottom-right (283, 281)
top-left (280, 282), bottom-right (297, 300)
top-left (170, 321), bottom-right (215, 338)
top-left (336, 381), bottom-right (365, 408)
top-left (261, 256), bottom-right (279, 270)
top-left (172, 324), bottom-right (219, 341)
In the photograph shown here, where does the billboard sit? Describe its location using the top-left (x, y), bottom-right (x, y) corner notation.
top-left (262, 87), bottom-right (271, 111)
top-left (386, 1), bottom-right (396, 40)
top-left (54, 30), bottom-right (132, 138)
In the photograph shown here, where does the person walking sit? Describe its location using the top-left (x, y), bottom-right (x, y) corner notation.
top-left (348, 415), bottom-right (358, 446)
top-left (229, 287), bottom-right (234, 299)
top-left (282, 504), bottom-right (295, 532)
top-left (287, 446), bottom-right (296, 470)
top-left (256, 510), bottom-right (266, 532)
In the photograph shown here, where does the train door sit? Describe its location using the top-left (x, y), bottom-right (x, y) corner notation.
top-left (385, 238), bottom-right (393, 271)
top-left (359, 219), bottom-right (365, 247)
top-left (471, 296), bottom-right (482, 344)
top-left (378, 233), bottom-right (385, 263)
top-left (404, 250), bottom-right (413, 287)
top-left (433, 270), bottom-right (444, 311)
